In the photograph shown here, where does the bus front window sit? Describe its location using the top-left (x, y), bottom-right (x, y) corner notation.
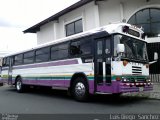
top-left (114, 34), bottom-right (148, 62)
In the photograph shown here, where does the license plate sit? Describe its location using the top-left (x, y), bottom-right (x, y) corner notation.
top-left (139, 87), bottom-right (144, 92)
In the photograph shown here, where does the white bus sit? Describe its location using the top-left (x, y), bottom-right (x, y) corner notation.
top-left (1, 23), bottom-right (158, 101)
top-left (0, 57), bottom-right (3, 86)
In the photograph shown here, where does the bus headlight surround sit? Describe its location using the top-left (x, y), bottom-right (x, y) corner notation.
top-left (122, 77), bottom-right (129, 82)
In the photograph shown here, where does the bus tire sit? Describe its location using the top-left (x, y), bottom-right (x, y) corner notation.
top-left (72, 77), bottom-right (89, 101)
top-left (15, 77), bottom-right (24, 93)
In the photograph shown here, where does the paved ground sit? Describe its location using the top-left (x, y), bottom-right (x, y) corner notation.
top-left (124, 83), bottom-right (160, 100)
top-left (149, 83), bottom-right (160, 99)
top-left (0, 85), bottom-right (160, 114)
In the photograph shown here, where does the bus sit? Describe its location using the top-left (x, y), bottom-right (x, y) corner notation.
top-left (1, 23), bottom-right (158, 101)
top-left (0, 57), bottom-right (3, 86)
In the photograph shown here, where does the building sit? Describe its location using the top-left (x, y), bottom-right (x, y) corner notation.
top-left (24, 0), bottom-right (160, 82)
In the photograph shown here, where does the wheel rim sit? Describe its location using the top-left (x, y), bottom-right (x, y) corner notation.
top-left (75, 82), bottom-right (86, 97)
top-left (16, 80), bottom-right (22, 90)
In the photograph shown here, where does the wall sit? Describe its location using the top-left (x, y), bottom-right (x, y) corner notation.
top-left (98, 0), bottom-right (122, 26)
top-left (37, 1), bottom-right (98, 45)
top-left (37, 21), bottom-right (54, 45)
top-left (37, 0), bottom-right (160, 44)
top-left (122, 0), bottom-right (160, 43)
top-left (98, 0), bottom-right (160, 43)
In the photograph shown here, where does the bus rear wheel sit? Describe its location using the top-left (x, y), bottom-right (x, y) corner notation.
top-left (72, 77), bottom-right (89, 101)
top-left (16, 77), bottom-right (24, 93)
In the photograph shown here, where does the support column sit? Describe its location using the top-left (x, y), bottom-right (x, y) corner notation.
top-left (94, 4), bottom-right (100, 27)
top-left (120, 2), bottom-right (125, 22)
top-left (53, 20), bottom-right (58, 40)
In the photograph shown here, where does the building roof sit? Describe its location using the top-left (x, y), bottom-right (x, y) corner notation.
top-left (23, 0), bottom-right (93, 33)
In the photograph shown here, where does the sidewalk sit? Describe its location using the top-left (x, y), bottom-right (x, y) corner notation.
top-left (148, 83), bottom-right (160, 99)
top-left (123, 83), bottom-right (160, 100)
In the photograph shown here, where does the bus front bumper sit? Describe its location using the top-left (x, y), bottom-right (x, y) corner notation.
top-left (119, 82), bottom-right (153, 93)
top-left (94, 81), bottom-right (153, 94)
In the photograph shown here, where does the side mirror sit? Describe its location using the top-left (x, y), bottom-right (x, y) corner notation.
top-left (154, 52), bottom-right (158, 61)
top-left (117, 44), bottom-right (125, 54)
top-left (149, 52), bottom-right (158, 65)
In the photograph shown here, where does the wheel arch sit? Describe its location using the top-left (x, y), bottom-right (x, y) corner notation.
top-left (14, 75), bottom-right (22, 85)
top-left (70, 72), bottom-right (89, 90)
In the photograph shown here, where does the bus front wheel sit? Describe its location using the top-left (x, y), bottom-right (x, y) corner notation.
top-left (16, 77), bottom-right (24, 93)
top-left (72, 77), bottom-right (89, 101)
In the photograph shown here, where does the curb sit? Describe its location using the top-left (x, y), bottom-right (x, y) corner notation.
top-left (122, 92), bottom-right (160, 100)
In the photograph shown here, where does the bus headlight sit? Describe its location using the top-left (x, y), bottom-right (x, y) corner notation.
top-left (146, 64), bottom-right (149, 68)
top-left (123, 60), bottom-right (128, 66)
top-left (146, 79), bottom-right (151, 82)
top-left (122, 77), bottom-right (129, 82)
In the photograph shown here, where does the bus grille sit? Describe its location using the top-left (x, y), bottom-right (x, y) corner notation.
top-left (127, 77), bottom-right (146, 83)
top-left (132, 66), bottom-right (142, 75)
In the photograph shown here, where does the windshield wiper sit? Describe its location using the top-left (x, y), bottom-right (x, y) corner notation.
top-left (122, 56), bottom-right (148, 63)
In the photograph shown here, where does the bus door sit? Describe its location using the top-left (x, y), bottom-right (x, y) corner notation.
top-left (8, 57), bottom-right (13, 85)
top-left (94, 37), bottom-right (111, 90)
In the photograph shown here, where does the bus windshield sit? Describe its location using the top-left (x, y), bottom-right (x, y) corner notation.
top-left (114, 34), bottom-right (148, 62)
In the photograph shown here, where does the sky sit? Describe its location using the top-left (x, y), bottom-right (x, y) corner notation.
top-left (0, 0), bottom-right (79, 55)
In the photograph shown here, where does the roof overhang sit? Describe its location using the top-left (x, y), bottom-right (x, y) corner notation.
top-left (23, 0), bottom-right (94, 33)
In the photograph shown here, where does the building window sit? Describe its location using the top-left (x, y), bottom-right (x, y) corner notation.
top-left (128, 8), bottom-right (160, 38)
top-left (66, 19), bottom-right (83, 36)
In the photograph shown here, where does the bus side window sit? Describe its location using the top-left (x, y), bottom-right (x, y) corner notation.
top-left (2, 58), bottom-right (6, 67)
top-left (6, 57), bottom-right (10, 67)
top-left (14, 54), bottom-right (23, 65)
top-left (70, 37), bottom-right (92, 57)
top-left (105, 38), bottom-right (111, 55)
top-left (51, 42), bottom-right (69, 60)
top-left (70, 40), bottom-right (81, 56)
top-left (23, 51), bottom-right (35, 64)
top-left (35, 47), bottom-right (50, 62)
top-left (97, 41), bottom-right (103, 55)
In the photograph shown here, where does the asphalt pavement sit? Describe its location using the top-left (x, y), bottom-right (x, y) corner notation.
top-left (123, 83), bottom-right (160, 100)
top-left (0, 85), bottom-right (160, 114)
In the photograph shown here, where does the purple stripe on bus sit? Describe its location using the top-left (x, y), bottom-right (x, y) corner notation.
top-left (22, 79), bottom-right (95, 94)
top-left (96, 81), bottom-right (153, 93)
top-left (13, 59), bottom-right (78, 70)
top-left (21, 80), bottom-right (153, 94)
top-left (23, 80), bottom-right (70, 87)
top-left (119, 85), bottom-right (153, 93)
top-left (95, 81), bottom-right (122, 93)
top-left (88, 81), bottom-right (95, 94)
